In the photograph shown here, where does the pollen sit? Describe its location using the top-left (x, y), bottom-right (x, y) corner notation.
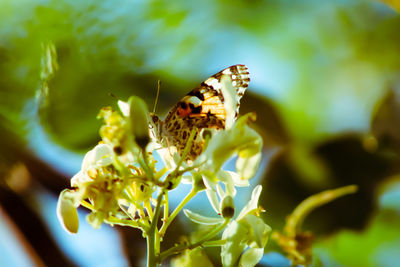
top-left (87, 168), bottom-right (98, 179)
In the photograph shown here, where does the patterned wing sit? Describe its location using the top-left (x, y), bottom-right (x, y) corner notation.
top-left (165, 64), bottom-right (249, 124)
top-left (162, 64), bottom-right (250, 159)
top-left (198, 64), bottom-right (249, 118)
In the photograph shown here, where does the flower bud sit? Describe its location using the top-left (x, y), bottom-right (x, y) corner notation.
top-left (201, 128), bottom-right (213, 140)
top-left (192, 172), bottom-right (206, 191)
top-left (221, 195), bottom-right (235, 219)
top-left (132, 181), bottom-right (153, 201)
top-left (87, 211), bottom-right (105, 229)
top-left (128, 96), bottom-right (150, 149)
top-left (166, 174), bottom-right (183, 191)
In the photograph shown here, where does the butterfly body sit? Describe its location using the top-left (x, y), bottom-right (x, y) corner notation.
top-left (150, 64), bottom-right (250, 160)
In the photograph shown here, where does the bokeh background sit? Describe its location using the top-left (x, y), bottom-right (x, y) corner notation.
top-left (1, 0), bottom-right (400, 266)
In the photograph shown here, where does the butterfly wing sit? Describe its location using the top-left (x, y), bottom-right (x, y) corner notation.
top-left (198, 64), bottom-right (249, 118)
top-left (162, 64), bottom-right (250, 159)
top-left (165, 64), bottom-right (249, 124)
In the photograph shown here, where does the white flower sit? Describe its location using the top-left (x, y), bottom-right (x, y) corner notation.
top-left (184, 185), bottom-right (270, 261)
top-left (183, 185), bottom-right (262, 224)
top-left (71, 143), bottom-right (115, 187)
top-left (192, 113), bottom-right (262, 211)
top-left (58, 143), bottom-right (117, 232)
top-left (100, 98), bottom-right (150, 162)
top-left (82, 143), bottom-right (114, 169)
top-left (195, 113), bottom-right (262, 181)
top-left (236, 184), bottom-right (262, 221)
top-left (183, 186), bottom-right (270, 267)
top-left (221, 185), bottom-right (271, 267)
top-left (154, 146), bottom-right (186, 170)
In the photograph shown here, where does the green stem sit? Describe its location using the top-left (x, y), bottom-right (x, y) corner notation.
top-left (145, 200), bottom-right (154, 219)
top-left (147, 231), bottom-right (156, 267)
top-left (105, 216), bottom-right (142, 229)
top-left (159, 187), bottom-right (197, 237)
top-left (119, 204), bottom-right (136, 221)
top-left (129, 142), bottom-right (153, 182)
top-left (141, 148), bottom-right (155, 181)
top-left (189, 219), bottom-right (229, 248)
top-left (163, 191), bottom-right (169, 225)
top-left (138, 155), bottom-right (153, 181)
top-left (147, 191), bottom-right (164, 267)
top-left (284, 184), bottom-right (358, 238)
top-left (159, 219), bottom-right (229, 262)
top-left (80, 200), bottom-right (94, 210)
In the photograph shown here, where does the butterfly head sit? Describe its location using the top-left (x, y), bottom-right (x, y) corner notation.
top-left (149, 113), bottom-right (163, 142)
top-left (147, 64), bottom-right (250, 160)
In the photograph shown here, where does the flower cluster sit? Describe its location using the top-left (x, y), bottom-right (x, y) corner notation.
top-left (57, 90), bottom-right (270, 266)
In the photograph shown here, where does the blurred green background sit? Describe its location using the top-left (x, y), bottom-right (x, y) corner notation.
top-left (1, 0), bottom-right (400, 266)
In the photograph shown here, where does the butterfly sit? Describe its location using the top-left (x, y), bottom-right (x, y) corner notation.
top-left (150, 64), bottom-right (250, 160)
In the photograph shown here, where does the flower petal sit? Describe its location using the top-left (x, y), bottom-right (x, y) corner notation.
top-left (181, 175), bottom-right (193, 184)
top-left (221, 220), bottom-right (247, 267)
top-left (57, 189), bottom-right (80, 234)
top-left (82, 143), bottom-right (114, 170)
top-left (243, 214), bottom-right (271, 248)
top-left (118, 100), bottom-right (130, 116)
top-left (217, 170), bottom-right (237, 197)
top-left (236, 152), bottom-right (262, 180)
top-left (183, 209), bottom-right (225, 225)
top-left (196, 113), bottom-right (262, 182)
top-left (93, 143), bottom-right (115, 167)
top-left (71, 170), bottom-right (91, 187)
top-left (239, 247), bottom-right (264, 267)
top-left (206, 188), bottom-right (220, 214)
top-left (237, 185), bottom-right (262, 221)
top-left (155, 148), bottom-right (176, 169)
top-left (216, 183), bottom-right (226, 200)
top-left (220, 75), bottom-right (236, 130)
top-left (81, 149), bottom-right (95, 170)
top-left (220, 170), bottom-right (248, 190)
top-left (225, 181), bottom-right (236, 197)
top-left (202, 172), bottom-right (218, 191)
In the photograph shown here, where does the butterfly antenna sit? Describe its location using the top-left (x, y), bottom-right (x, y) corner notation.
top-left (153, 80), bottom-right (161, 113)
top-left (109, 92), bottom-right (119, 99)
